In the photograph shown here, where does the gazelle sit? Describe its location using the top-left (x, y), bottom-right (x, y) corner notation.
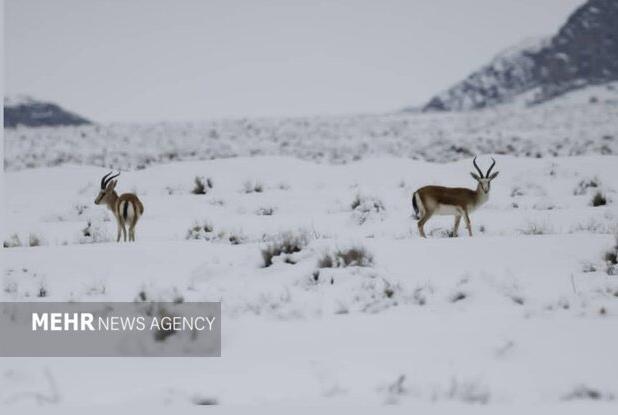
top-left (94, 171), bottom-right (144, 242)
top-left (412, 157), bottom-right (498, 238)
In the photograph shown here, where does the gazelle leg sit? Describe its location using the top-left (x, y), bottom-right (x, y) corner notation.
top-left (129, 211), bottom-right (138, 242)
top-left (116, 223), bottom-right (122, 242)
top-left (452, 215), bottom-right (462, 237)
top-left (417, 212), bottom-right (432, 238)
top-left (117, 217), bottom-right (127, 242)
top-left (463, 210), bottom-right (472, 237)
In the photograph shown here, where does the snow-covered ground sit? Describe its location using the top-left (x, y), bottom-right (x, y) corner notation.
top-left (2, 152), bottom-right (617, 408)
top-left (4, 81), bottom-right (618, 171)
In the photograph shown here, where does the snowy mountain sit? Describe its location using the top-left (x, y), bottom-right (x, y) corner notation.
top-left (3, 95), bottom-right (91, 128)
top-left (422, 0), bottom-right (618, 111)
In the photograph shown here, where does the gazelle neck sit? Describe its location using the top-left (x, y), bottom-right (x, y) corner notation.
top-left (105, 191), bottom-right (119, 211)
top-left (475, 182), bottom-right (490, 206)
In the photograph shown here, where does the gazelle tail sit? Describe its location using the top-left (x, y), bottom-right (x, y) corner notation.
top-left (412, 192), bottom-right (420, 220)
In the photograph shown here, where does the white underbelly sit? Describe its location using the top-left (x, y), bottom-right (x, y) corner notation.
top-left (434, 204), bottom-right (461, 216)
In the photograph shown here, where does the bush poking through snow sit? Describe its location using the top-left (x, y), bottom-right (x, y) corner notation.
top-left (28, 233), bottom-right (45, 247)
top-left (383, 375), bottom-right (407, 405)
top-left (256, 206), bottom-right (276, 216)
top-left (591, 191), bottom-right (607, 207)
top-left (574, 177), bottom-right (600, 195)
top-left (227, 231), bottom-right (246, 245)
top-left (261, 231), bottom-right (309, 267)
top-left (192, 176), bottom-right (213, 195)
top-left (186, 221), bottom-right (246, 245)
top-left (186, 221), bottom-right (214, 240)
top-left (604, 235), bottom-right (618, 275)
top-left (317, 246), bottom-right (374, 268)
top-left (450, 291), bottom-right (467, 303)
top-left (38, 284), bottom-right (48, 298)
top-left (3, 233), bottom-right (46, 247)
top-left (518, 220), bottom-right (554, 235)
top-left (192, 396), bottom-right (219, 406)
top-left (433, 378), bottom-right (491, 404)
top-left (78, 221), bottom-right (112, 244)
top-left (350, 194), bottom-right (386, 225)
top-left (243, 180), bottom-right (264, 193)
top-left (562, 385), bottom-right (614, 401)
top-left (74, 204), bottom-right (89, 216)
top-left (3, 234), bottom-right (22, 248)
top-left (153, 306), bottom-right (177, 342)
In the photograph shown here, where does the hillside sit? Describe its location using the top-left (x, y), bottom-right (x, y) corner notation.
top-left (423, 0), bottom-right (618, 111)
top-left (4, 95), bottom-right (91, 128)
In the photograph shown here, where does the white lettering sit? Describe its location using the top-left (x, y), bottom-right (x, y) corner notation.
top-left (32, 313), bottom-right (48, 331)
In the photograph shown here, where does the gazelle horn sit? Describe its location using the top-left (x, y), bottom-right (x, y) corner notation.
top-left (485, 158), bottom-right (496, 177)
top-left (472, 156), bottom-right (484, 178)
top-left (101, 171), bottom-right (120, 189)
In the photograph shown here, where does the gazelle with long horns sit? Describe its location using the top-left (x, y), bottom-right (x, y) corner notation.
top-left (94, 171), bottom-right (144, 242)
top-left (412, 157), bottom-right (499, 238)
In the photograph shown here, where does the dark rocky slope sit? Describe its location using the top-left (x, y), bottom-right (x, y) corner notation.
top-left (422, 0), bottom-right (618, 111)
top-left (4, 96), bottom-right (91, 128)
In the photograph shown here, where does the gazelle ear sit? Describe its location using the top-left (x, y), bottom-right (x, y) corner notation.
top-left (470, 172), bottom-right (481, 181)
top-left (488, 171), bottom-right (499, 180)
top-left (107, 180), bottom-right (118, 190)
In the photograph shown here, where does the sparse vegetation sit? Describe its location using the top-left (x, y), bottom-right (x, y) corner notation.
top-left (38, 284), bottom-right (48, 298)
top-left (518, 220), bottom-right (554, 235)
top-left (434, 378), bottom-right (491, 404)
top-left (192, 176), bottom-right (213, 195)
top-left (574, 177), bottom-right (600, 195)
top-left (186, 221), bottom-right (246, 245)
top-left (186, 221), bottom-right (214, 240)
top-left (562, 385), bottom-right (614, 401)
top-left (3, 233), bottom-right (46, 247)
top-left (450, 291), bottom-right (467, 303)
top-left (74, 204), bottom-right (89, 215)
top-left (317, 246), bottom-right (374, 268)
top-left (604, 235), bottom-right (618, 275)
top-left (192, 396), bottom-right (219, 406)
top-left (383, 374), bottom-right (407, 404)
top-left (28, 233), bottom-right (44, 247)
top-left (243, 180), bottom-right (264, 193)
top-left (261, 231), bottom-right (309, 267)
top-left (256, 206), bottom-right (276, 216)
top-left (591, 191), bottom-right (607, 207)
top-left (78, 221), bottom-right (111, 244)
top-left (350, 194), bottom-right (386, 225)
top-left (3, 234), bottom-right (22, 248)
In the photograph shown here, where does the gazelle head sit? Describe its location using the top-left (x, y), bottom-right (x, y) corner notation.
top-left (470, 157), bottom-right (499, 193)
top-left (94, 171), bottom-right (120, 205)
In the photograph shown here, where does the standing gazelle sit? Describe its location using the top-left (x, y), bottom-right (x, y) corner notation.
top-left (94, 171), bottom-right (144, 242)
top-left (412, 157), bottom-right (498, 238)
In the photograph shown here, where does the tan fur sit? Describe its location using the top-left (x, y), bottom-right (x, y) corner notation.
top-left (413, 158), bottom-right (498, 238)
top-left (94, 175), bottom-right (144, 242)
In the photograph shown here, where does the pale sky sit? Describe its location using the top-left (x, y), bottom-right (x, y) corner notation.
top-left (5, 0), bottom-right (585, 123)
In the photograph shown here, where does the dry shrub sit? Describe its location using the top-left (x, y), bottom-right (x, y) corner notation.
top-left (192, 176), bottom-right (213, 195)
top-left (574, 177), bottom-right (600, 195)
top-left (261, 231), bottom-right (309, 267)
top-left (318, 246), bottom-right (373, 268)
top-left (350, 194), bottom-right (386, 225)
top-left (591, 191), bottom-right (607, 207)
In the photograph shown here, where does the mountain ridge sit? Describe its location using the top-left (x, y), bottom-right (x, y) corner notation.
top-left (4, 95), bottom-right (92, 128)
top-left (422, 0), bottom-right (618, 112)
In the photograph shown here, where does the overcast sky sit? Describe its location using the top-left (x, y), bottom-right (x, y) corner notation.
top-left (6, 0), bottom-right (585, 122)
